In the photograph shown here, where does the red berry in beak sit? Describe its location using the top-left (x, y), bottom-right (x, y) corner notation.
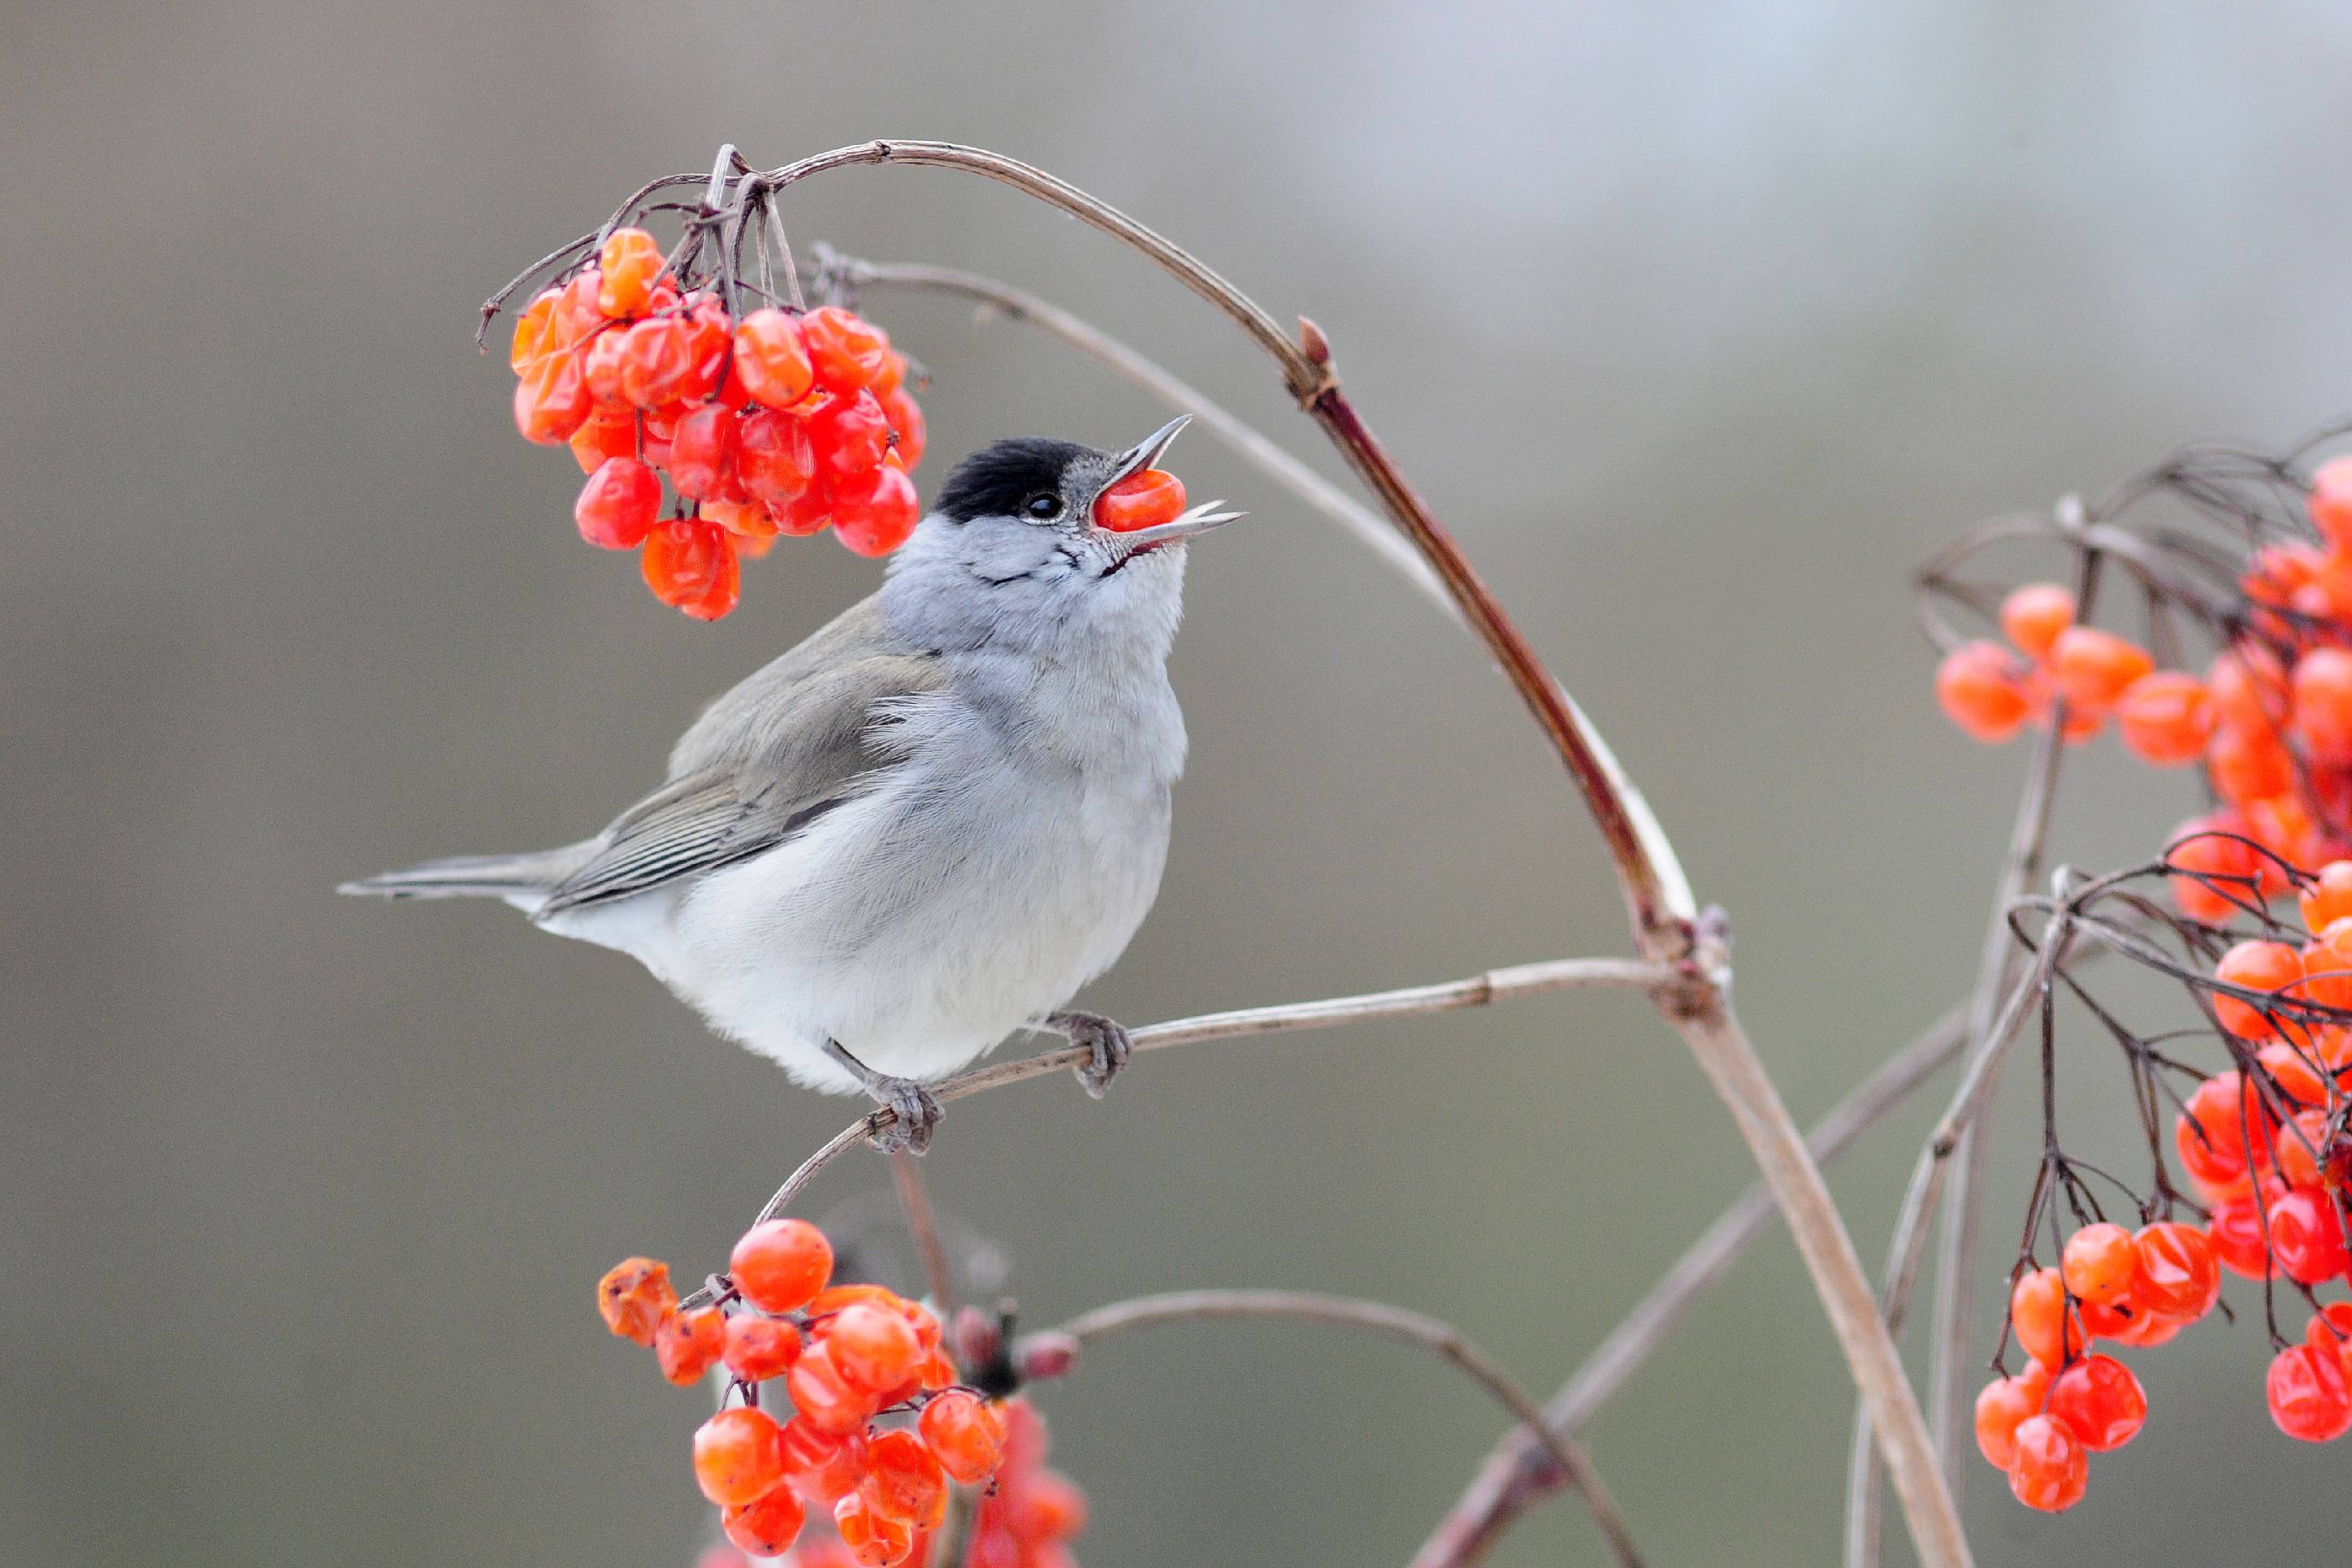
top-left (1094, 468), bottom-right (1185, 533)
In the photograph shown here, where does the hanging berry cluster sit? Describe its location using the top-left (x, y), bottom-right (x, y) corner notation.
top-left (596, 1217), bottom-right (1082, 1566)
top-left (503, 220), bottom-right (927, 622)
top-left (1926, 443), bottom-right (2352, 1513)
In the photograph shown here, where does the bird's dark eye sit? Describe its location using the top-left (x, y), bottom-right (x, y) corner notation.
top-left (1025, 492), bottom-right (1063, 521)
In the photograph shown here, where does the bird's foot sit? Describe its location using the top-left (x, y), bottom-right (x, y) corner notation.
top-left (1044, 1010), bottom-right (1132, 1099)
top-left (825, 1040), bottom-right (944, 1154)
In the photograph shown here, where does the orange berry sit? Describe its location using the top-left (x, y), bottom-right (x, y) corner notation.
top-left (1973, 1374), bottom-right (2041, 1470)
top-left (824, 1301), bottom-right (921, 1393)
top-left (2049, 626), bottom-right (2153, 711)
top-left (808, 390), bottom-right (892, 477)
top-left (721, 1486), bottom-right (806, 1558)
top-left (1936, 641), bottom-right (2032, 743)
top-left (692, 1406), bottom-right (789, 1508)
top-left (2209, 724), bottom-right (2299, 807)
top-left (2245, 542), bottom-right (2325, 608)
top-left (833, 464), bottom-right (921, 557)
top-left (657, 1307), bottom-right (728, 1385)
top-left (2116, 671), bottom-right (2215, 766)
top-left (596, 1257), bottom-right (677, 1346)
top-left (802, 307), bottom-right (891, 394)
top-left (731, 1219), bottom-right (834, 1313)
top-left (787, 1341), bottom-right (880, 1435)
top-left (724, 1314), bottom-right (804, 1381)
top-left (575, 456), bottom-right (662, 550)
top-left (781, 1417), bottom-right (867, 1505)
top-left (735, 308), bottom-right (816, 408)
top-left (2005, 1414), bottom-right (2088, 1512)
top-left (514, 348), bottom-right (593, 445)
top-left (2214, 940), bottom-right (2305, 1039)
top-left (2129, 1221), bottom-right (2220, 1323)
top-left (2304, 1301), bottom-right (2352, 1376)
top-left (1006, 1470), bottom-right (1087, 1543)
top-left (1094, 468), bottom-right (1188, 534)
top-left (2060, 1223), bottom-right (2138, 1307)
top-left (2304, 862), bottom-right (2352, 935)
top-left (2009, 1266), bottom-right (2085, 1367)
top-left (2296, 648), bottom-right (2352, 764)
top-left (2045, 1353), bottom-right (2146, 1451)
top-left (2311, 456), bottom-right (2352, 552)
top-left (642, 517), bottom-right (741, 622)
top-left (919, 1390), bottom-right (1007, 1485)
top-left (2267, 1341), bottom-right (2352, 1441)
top-left (510, 288), bottom-right (559, 372)
top-left (2267, 1184), bottom-right (2349, 1283)
top-left (736, 409), bottom-right (818, 508)
top-left (2000, 583), bottom-right (2076, 659)
top-left (2176, 1073), bottom-right (2253, 1191)
top-left (2166, 813), bottom-right (2265, 921)
top-left (834, 1493), bottom-right (916, 1567)
top-left (860, 1429), bottom-right (947, 1526)
top-left (597, 227), bottom-right (665, 318)
top-left (679, 296), bottom-right (734, 403)
top-left (668, 405), bottom-right (739, 502)
top-left (619, 317), bottom-right (698, 409)
top-left (569, 410), bottom-right (637, 476)
top-left (880, 386), bottom-right (925, 470)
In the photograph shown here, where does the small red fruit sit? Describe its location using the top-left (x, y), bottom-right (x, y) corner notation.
top-left (2049, 626), bottom-right (2154, 711)
top-left (2045, 1353), bottom-right (2146, 1451)
top-left (692, 1406), bottom-right (789, 1508)
top-left (2267, 1341), bottom-right (2352, 1441)
top-left (2005, 1414), bottom-right (2088, 1512)
top-left (1936, 642), bottom-right (2032, 743)
top-left (920, 1390), bottom-right (1007, 1485)
top-left (597, 227), bottom-right (665, 318)
top-left (656, 1307), bottom-right (728, 1385)
top-left (668, 405), bottom-right (739, 501)
top-left (833, 1493), bottom-right (916, 1567)
top-left (2130, 1221), bottom-right (2220, 1323)
top-left (833, 464), bottom-right (921, 557)
top-left (781, 1417), bottom-right (868, 1505)
top-left (808, 391), bottom-right (891, 476)
top-left (2166, 814), bottom-right (2264, 923)
top-left (2207, 723), bottom-right (2297, 806)
top-left (2209, 1186), bottom-right (2281, 1278)
top-left (596, 1257), bottom-right (676, 1346)
top-left (786, 1341), bottom-right (878, 1435)
top-left (802, 307), bottom-right (891, 394)
top-left (619, 317), bottom-right (697, 408)
top-left (2010, 1266), bottom-right (2085, 1367)
top-left (2000, 583), bottom-right (2076, 660)
top-left (880, 386), bottom-right (925, 470)
top-left (825, 1301), bottom-right (921, 1392)
top-left (723, 1314), bottom-right (804, 1381)
top-left (860, 1429), bottom-right (947, 1527)
top-left (1973, 1374), bottom-right (2041, 1470)
top-left (2212, 940), bottom-right (2305, 1040)
top-left (735, 308), bottom-right (815, 408)
top-left (2060, 1223), bottom-right (2138, 1307)
top-left (2116, 671), bottom-right (2216, 766)
top-left (1094, 468), bottom-right (1187, 534)
top-left (2267, 1185), bottom-right (2350, 1284)
top-left (514, 349), bottom-right (593, 445)
top-left (730, 1218), bottom-right (834, 1313)
top-left (721, 1487), bottom-right (807, 1558)
top-left (575, 457), bottom-right (662, 550)
top-left (642, 517), bottom-right (741, 621)
top-left (737, 409), bottom-right (818, 507)
top-left (2296, 648), bottom-right (2352, 764)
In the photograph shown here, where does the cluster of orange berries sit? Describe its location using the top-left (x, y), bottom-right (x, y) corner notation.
top-left (597, 1217), bottom-right (1080, 1566)
top-left (508, 226), bottom-right (927, 620)
top-left (1937, 460), bottom-right (2352, 889)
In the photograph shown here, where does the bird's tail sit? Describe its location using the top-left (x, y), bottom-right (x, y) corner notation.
top-left (337, 844), bottom-right (592, 902)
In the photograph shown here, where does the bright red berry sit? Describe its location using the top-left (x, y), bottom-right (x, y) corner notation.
top-left (2049, 626), bottom-right (2154, 712)
top-left (1973, 1374), bottom-right (2041, 1470)
top-left (2209, 1186), bottom-right (2281, 1278)
top-left (2010, 1266), bottom-right (2085, 1367)
top-left (1094, 468), bottom-right (1187, 534)
top-left (880, 386), bottom-right (925, 471)
top-left (2213, 941), bottom-right (2305, 1040)
top-left (735, 309), bottom-right (815, 408)
top-left (2060, 1223), bottom-right (2138, 1307)
top-left (2166, 814), bottom-right (2265, 923)
top-left (2045, 1353), bottom-right (2145, 1451)
top-left (2000, 583), bottom-right (2076, 660)
top-left (657, 1307), bottom-right (728, 1385)
top-left (2005, 1414), bottom-right (2088, 1512)
top-left (1936, 641), bottom-right (2033, 743)
top-left (801, 307), bottom-right (891, 394)
top-left (2267, 1185), bottom-right (2350, 1284)
top-left (824, 1301), bottom-right (921, 1393)
top-left (781, 1417), bottom-right (867, 1505)
top-left (514, 349), bottom-right (593, 445)
top-left (619, 317), bottom-right (697, 408)
top-left (1006, 1470), bottom-right (1087, 1543)
top-left (2207, 722), bottom-right (2297, 806)
top-left (667, 405), bottom-right (739, 501)
top-left (641, 517), bottom-right (741, 622)
top-left (786, 1341), bottom-right (879, 1435)
top-left (919, 1390), bottom-right (1007, 1485)
top-left (2117, 671), bottom-right (2216, 766)
top-left (2305, 1302), bottom-right (2352, 1377)
top-left (2296, 648), bottom-right (2352, 764)
top-left (2130, 1221), bottom-right (2221, 1323)
top-left (833, 463), bottom-right (921, 557)
top-left (597, 227), bottom-right (665, 318)
top-left (808, 391), bottom-right (891, 476)
top-left (833, 1493), bottom-right (916, 1567)
top-left (720, 1486), bottom-right (806, 1558)
top-left (860, 1429), bottom-right (947, 1528)
top-left (575, 456), bottom-right (662, 550)
top-left (731, 1219), bottom-right (834, 1313)
top-left (723, 1314), bottom-right (804, 1381)
top-left (736, 409), bottom-right (818, 508)
top-left (692, 1406), bottom-right (790, 1508)
top-left (2267, 1341), bottom-right (2352, 1441)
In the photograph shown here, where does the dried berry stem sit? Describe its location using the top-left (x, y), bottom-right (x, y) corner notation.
top-left (1413, 1004), bottom-right (1970, 1568)
top-left (887, 1146), bottom-right (957, 1316)
top-left (1048, 1289), bottom-right (1646, 1568)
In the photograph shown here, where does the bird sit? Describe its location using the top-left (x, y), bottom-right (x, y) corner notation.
top-left (342, 417), bottom-right (1238, 1152)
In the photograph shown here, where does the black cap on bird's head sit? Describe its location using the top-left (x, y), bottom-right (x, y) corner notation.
top-left (929, 418), bottom-right (1235, 551)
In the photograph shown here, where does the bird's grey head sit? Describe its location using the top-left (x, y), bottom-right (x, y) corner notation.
top-left (880, 418), bottom-right (1233, 659)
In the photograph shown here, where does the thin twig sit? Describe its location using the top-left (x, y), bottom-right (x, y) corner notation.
top-left (1050, 1289), bottom-right (1646, 1568)
top-left (1412, 1005), bottom-right (1969, 1568)
top-left (888, 1146), bottom-right (957, 1316)
top-left (673, 957), bottom-right (1675, 1311)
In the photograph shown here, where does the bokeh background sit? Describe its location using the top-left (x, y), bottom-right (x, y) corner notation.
top-left (6, 2), bottom-right (2350, 1563)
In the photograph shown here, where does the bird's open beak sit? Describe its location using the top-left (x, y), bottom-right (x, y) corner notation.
top-left (1107, 415), bottom-right (1192, 486)
top-left (1102, 415), bottom-right (1246, 550)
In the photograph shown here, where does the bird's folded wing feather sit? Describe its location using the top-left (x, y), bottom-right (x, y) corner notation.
top-left (536, 597), bottom-right (945, 915)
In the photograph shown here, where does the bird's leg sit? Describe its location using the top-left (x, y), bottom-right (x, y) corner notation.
top-left (824, 1040), bottom-right (945, 1154)
top-left (1040, 1010), bottom-right (1133, 1098)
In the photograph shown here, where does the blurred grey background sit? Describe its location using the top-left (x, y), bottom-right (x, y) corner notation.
top-left (5, 2), bottom-right (2349, 1564)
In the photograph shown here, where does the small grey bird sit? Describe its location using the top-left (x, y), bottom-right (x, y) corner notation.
top-left (343, 418), bottom-right (1236, 1150)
